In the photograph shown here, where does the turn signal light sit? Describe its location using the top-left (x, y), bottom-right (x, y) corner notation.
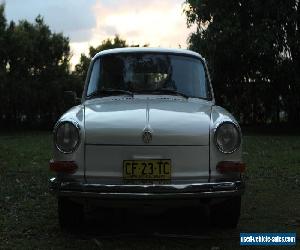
top-left (216, 161), bottom-right (246, 173)
top-left (49, 160), bottom-right (78, 174)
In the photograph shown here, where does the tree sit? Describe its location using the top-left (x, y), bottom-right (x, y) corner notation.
top-left (0, 5), bottom-right (7, 122)
top-left (0, 5), bottom-right (73, 129)
top-left (184, 0), bottom-right (300, 125)
top-left (73, 35), bottom-right (148, 84)
top-left (73, 35), bottom-right (128, 83)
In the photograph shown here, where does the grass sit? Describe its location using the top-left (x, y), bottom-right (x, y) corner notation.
top-left (0, 132), bottom-right (299, 249)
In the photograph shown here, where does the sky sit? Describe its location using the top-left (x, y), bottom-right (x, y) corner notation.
top-left (3, 0), bottom-right (195, 68)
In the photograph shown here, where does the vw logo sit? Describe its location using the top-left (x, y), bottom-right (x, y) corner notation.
top-left (142, 130), bottom-right (152, 144)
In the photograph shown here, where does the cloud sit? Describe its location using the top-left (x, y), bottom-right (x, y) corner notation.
top-left (4, 0), bottom-right (97, 42)
top-left (90, 0), bottom-right (194, 48)
top-left (102, 25), bottom-right (118, 36)
top-left (4, 0), bottom-right (195, 67)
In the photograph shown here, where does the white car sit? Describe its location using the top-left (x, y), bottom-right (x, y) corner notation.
top-left (49, 48), bottom-right (246, 229)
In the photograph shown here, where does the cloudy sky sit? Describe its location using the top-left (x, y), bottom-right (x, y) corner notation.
top-left (3, 0), bottom-right (195, 67)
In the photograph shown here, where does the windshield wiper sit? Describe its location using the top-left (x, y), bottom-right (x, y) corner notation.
top-left (88, 88), bottom-right (133, 98)
top-left (155, 88), bottom-right (189, 99)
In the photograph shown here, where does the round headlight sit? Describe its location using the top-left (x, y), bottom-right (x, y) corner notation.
top-left (54, 121), bottom-right (80, 153)
top-left (214, 121), bottom-right (241, 154)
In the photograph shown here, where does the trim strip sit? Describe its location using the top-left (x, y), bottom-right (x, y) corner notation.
top-left (84, 144), bottom-right (208, 147)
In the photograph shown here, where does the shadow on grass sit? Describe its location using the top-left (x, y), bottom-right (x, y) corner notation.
top-left (57, 206), bottom-right (244, 249)
top-left (63, 205), bottom-right (242, 240)
top-left (82, 206), bottom-right (211, 237)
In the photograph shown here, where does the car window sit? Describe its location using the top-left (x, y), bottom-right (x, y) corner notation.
top-left (86, 53), bottom-right (210, 99)
top-left (170, 56), bottom-right (208, 98)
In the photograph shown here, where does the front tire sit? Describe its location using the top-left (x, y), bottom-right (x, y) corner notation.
top-left (58, 197), bottom-right (84, 230)
top-left (209, 196), bottom-right (241, 228)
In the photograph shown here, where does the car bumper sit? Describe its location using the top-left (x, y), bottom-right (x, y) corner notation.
top-left (49, 177), bottom-right (245, 200)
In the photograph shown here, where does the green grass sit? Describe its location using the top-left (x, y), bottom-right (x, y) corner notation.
top-left (0, 133), bottom-right (299, 249)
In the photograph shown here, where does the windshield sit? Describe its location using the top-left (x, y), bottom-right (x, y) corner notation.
top-left (86, 53), bottom-right (211, 99)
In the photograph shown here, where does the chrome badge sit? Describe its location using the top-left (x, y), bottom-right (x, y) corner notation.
top-left (142, 129), bottom-right (152, 144)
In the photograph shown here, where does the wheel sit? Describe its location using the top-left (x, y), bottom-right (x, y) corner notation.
top-left (58, 197), bottom-right (84, 230)
top-left (209, 196), bottom-right (241, 228)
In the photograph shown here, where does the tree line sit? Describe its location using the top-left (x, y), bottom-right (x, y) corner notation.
top-left (0, 2), bottom-right (299, 129)
top-left (184, 0), bottom-right (300, 125)
top-left (0, 5), bottom-right (133, 129)
top-left (0, 5), bottom-right (72, 129)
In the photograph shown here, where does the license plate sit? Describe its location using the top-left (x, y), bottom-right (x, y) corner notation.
top-left (123, 159), bottom-right (171, 180)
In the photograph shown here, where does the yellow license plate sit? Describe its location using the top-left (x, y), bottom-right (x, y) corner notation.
top-left (123, 159), bottom-right (171, 180)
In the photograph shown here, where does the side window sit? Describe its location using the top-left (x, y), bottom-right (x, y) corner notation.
top-left (87, 59), bottom-right (100, 96)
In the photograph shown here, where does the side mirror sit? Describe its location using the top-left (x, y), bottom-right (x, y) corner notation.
top-left (64, 91), bottom-right (81, 108)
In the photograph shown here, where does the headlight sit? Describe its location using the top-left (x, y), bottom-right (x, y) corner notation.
top-left (54, 121), bottom-right (80, 153)
top-left (214, 121), bottom-right (241, 154)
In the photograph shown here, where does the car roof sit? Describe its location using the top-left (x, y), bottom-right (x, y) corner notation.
top-left (93, 47), bottom-right (205, 61)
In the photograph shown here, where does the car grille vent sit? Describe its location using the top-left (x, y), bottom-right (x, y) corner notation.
top-left (111, 97), bottom-right (132, 101)
top-left (109, 96), bottom-right (183, 101)
top-left (156, 97), bottom-right (182, 100)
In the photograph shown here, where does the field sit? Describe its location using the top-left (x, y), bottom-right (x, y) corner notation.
top-left (0, 132), bottom-right (299, 249)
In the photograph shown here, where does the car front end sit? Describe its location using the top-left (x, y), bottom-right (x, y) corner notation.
top-left (49, 48), bottom-right (246, 229)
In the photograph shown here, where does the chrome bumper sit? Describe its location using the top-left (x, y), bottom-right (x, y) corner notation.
top-left (49, 177), bottom-right (244, 200)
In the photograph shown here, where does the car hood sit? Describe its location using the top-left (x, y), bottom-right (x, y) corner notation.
top-left (84, 96), bottom-right (212, 145)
